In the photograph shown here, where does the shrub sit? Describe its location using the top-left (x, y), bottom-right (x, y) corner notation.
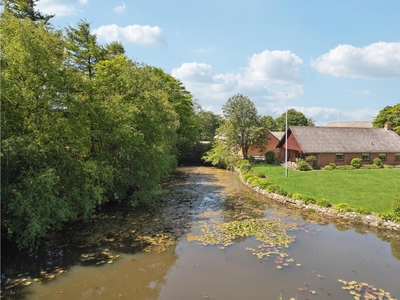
top-left (350, 158), bottom-right (362, 169)
top-left (258, 181), bottom-right (272, 189)
top-left (273, 159), bottom-right (283, 165)
top-left (335, 203), bottom-right (351, 212)
top-left (360, 164), bottom-right (379, 169)
top-left (266, 184), bottom-right (279, 193)
top-left (276, 188), bottom-right (288, 196)
top-left (303, 196), bottom-right (316, 204)
top-left (373, 157), bottom-right (383, 168)
top-left (393, 194), bottom-right (400, 217)
top-left (248, 156), bottom-right (256, 164)
top-left (236, 159), bottom-right (250, 169)
top-left (355, 207), bottom-right (371, 215)
top-left (240, 164), bottom-right (252, 173)
top-left (287, 192), bottom-right (293, 198)
top-left (292, 193), bottom-right (303, 200)
top-left (379, 212), bottom-right (400, 222)
top-left (264, 151), bottom-right (275, 164)
top-left (246, 175), bottom-right (258, 184)
top-left (242, 173), bottom-right (254, 181)
top-left (297, 160), bottom-right (311, 171)
top-left (251, 178), bottom-right (264, 187)
top-left (316, 198), bottom-right (332, 207)
top-left (305, 155), bottom-right (316, 165)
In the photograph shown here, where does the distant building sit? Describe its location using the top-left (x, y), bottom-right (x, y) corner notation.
top-left (276, 123), bottom-right (400, 167)
top-left (325, 121), bottom-right (373, 128)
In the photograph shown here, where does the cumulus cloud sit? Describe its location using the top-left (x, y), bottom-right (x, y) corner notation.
top-left (311, 42), bottom-right (400, 79)
top-left (36, 0), bottom-right (88, 17)
top-left (171, 50), bottom-right (304, 113)
top-left (114, 1), bottom-right (127, 13)
top-left (92, 24), bottom-right (164, 46)
top-left (291, 106), bottom-right (378, 126)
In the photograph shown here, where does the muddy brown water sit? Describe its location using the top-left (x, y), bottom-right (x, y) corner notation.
top-left (1, 166), bottom-right (400, 300)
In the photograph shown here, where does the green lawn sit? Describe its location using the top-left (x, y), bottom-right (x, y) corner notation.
top-left (251, 164), bottom-right (400, 213)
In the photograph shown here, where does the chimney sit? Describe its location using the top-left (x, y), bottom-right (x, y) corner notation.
top-left (384, 123), bottom-right (392, 131)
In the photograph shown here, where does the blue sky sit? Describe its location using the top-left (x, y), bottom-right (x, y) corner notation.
top-left (37, 0), bottom-right (400, 125)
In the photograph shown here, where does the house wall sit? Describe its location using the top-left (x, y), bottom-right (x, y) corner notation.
top-left (316, 153), bottom-right (400, 167)
top-left (241, 132), bottom-right (280, 159)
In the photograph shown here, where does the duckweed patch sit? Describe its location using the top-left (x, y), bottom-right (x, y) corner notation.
top-left (187, 218), bottom-right (302, 268)
top-left (338, 279), bottom-right (396, 300)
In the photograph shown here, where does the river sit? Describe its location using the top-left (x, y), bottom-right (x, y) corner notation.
top-left (1, 166), bottom-right (399, 300)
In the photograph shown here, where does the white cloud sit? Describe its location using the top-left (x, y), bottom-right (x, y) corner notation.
top-left (311, 42), bottom-right (400, 79)
top-left (114, 1), bottom-right (126, 13)
top-left (36, 0), bottom-right (88, 17)
top-left (171, 50), bottom-right (304, 114)
top-left (291, 106), bottom-right (378, 126)
top-left (92, 24), bottom-right (164, 46)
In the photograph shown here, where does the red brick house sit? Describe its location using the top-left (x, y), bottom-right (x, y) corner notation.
top-left (240, 131), bottom-right (284, 159)
top-left (276, 124), bottom-right (400, 167)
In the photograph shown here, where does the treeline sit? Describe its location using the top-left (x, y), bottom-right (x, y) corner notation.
top-left (0, 11), bottom-right (203, 248)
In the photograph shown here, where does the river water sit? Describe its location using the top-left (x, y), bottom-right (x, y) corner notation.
top-left (1, 166), bottom-right (399, 300)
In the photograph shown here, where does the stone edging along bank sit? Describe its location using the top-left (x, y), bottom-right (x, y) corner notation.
top-left (236, 170), bottom-right (400, 232)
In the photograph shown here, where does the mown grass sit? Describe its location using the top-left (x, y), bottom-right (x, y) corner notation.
top-left (252, 164), bottom-right (400, 213)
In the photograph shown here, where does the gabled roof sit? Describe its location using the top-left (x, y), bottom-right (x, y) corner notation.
top-left (325, 121), bottom-right (373, 128)
top-left (278, 126), bottom-right (400, 153)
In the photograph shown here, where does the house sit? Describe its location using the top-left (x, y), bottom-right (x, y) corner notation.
top-left (240, 131), bottom-right (284, 159)
top-left (276, 123), bottom-right (400, 167)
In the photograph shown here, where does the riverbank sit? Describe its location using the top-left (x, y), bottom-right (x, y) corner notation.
top-left (237, 169), bottom-right (400, 234)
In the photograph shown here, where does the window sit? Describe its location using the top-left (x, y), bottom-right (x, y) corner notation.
top-left (395, 153), bottom-right (400, 161)
top-left (335, 153), bottom-right (344, 161)
top-left (362, 153), bottom-right (370, 161)
top-left (379, 153), bottom-right (386, 161)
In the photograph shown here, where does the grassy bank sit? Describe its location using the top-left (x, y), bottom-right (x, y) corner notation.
top-left (252, 164), bottom-right (400, 213)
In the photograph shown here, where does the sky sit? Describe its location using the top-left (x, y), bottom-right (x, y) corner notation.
top-left (36, 0), bottom-right (400, 125)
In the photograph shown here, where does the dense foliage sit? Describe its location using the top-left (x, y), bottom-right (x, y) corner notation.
top-left (373, 104), bottom-right (400, 135)
top-left (0, 12), bottom-right (199, 248)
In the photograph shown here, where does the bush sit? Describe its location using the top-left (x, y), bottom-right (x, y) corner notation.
top-left (355, 207), bottom-right (371, 215)
top-left (393, 194), bottom-right (400, 217)
top-left (297, 160), bottom-right (311, 171)
top-left (316, 198), bottom-right (332, 207)
top-left (373, 157), bottom-right (383, 168)
top-left (240, 164), bottom-right (252, 173)
top-left (236, 159), bottom-right (250, 169)
top-left (266, 184), bottom-right (279, 193)
top-left (303, 196), bottom-right (316, 204)
top-left (350, 158), bottom-right (362, 169)
top-left (360, 164), bottom-right (379, 169)
top-left (246, 175), bottom-right (259, 184)
top-left (273, 159), bottom-right (283, 165)
top-left (242, 173), bottom-right (254, 181)
top-left (292, 193), bottom-right (303, 200)
top-left (305, 155), bottom-right (316, 165)
top-left (248, 156), bottom-right (256, 164)
top-left (264, 151), bottom-right (275, 164)
top-left (379, 212), bottom-right (400, 222)
top-left (276, 188), bottom-right (288, 196)
top-left (335, 203), bottom-right (351, 212)
top-left (258, 181), bottom-right (272, 189)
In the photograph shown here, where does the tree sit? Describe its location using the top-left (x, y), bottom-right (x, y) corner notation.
top-left (373, 104), bottom-right (400, 135)
top-left (2, 0), bottom-right (54, 23)
top-left (197, 110), bottom-right (223, 141)
top-left (275, 108), bottom-right (310, 131)
top-left (261, 115), bottom-right (278, 131)
top-left (221, 94), bottom-right (269, 159)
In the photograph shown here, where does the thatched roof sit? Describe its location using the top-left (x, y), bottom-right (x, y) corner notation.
top-left (325, 121), bottom-right (373, 128)
top-left (278, 126), bottom-right (400, 153)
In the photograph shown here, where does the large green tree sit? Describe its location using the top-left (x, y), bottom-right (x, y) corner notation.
top-left (220, 94), bottom-right (268, 159)
top-left (0, 12), bottom-right (199, 248)
top-left (275, 108), bottom-right (311, 131)
top-left (373, 104), bottom-right (400, 135)
top-left (2, 0), bottom-right (54, 23)
top-left (197, 110), bottom-right (223, 141)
